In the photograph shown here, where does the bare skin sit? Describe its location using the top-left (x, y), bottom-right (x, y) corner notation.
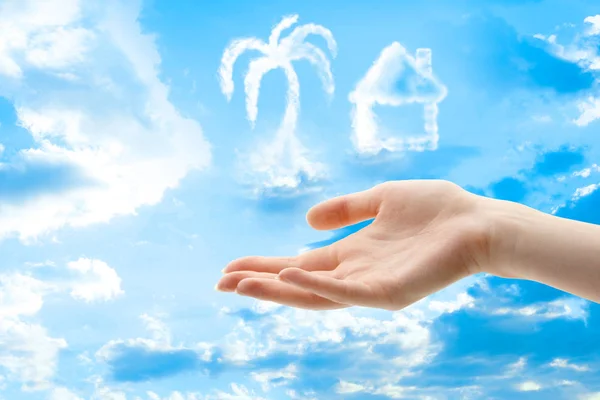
top-left (216, 180), bottom-right (600, 310)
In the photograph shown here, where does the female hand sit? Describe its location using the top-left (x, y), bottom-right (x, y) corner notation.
top-left (216, 180), bottom-right (496, 310)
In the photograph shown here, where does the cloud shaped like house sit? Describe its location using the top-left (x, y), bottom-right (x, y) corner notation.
top-left (349, 42), bottom-right (448, 156)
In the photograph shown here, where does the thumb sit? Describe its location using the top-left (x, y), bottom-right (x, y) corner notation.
top-left (306, 185), bottom-right (384, 231)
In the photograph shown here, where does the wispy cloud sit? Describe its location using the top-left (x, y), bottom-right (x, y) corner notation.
top-left (490, 297), bottom-right (589, 322)
top-left (219, 14), bottom-right (336, 198)
top-left (505, 356), bottom-right (528, 377)
top-left (349, 42), bottom-right (447, 156)
top-left (549, 358), bottom-right (591, 372)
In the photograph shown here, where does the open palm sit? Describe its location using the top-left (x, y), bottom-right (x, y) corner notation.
top-left (217, 180), bottom-right (491, 311)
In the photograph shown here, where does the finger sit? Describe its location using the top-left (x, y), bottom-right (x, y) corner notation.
top-left (278, 268), bottom-right (380, 308)
top-left (216, 271), bottom-right (276, 292)
top-left (223, 246), bottom-right (338, 274)
top-left (306, 185), bottom-right (384, 230)
top-left (235, 278), bottom-right (348, 310)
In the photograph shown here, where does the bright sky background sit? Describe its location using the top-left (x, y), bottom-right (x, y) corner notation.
top-left (1, 0), bottom-right (600, 399)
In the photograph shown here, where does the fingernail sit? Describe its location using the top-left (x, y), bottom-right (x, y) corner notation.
top-left (214, 284), bottom-right (221, 291)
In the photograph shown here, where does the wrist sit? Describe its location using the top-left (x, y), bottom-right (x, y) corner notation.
top-left (464, 189), bottom-right (600, 302)
top-left (474, 196), bottom-right (537, 279)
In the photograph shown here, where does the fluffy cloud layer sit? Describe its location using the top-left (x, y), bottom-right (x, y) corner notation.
top-left (0, 0), bottom-right (211, 241)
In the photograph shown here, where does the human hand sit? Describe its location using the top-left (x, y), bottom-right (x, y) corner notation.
top-left (216, 180), bottom-right (498, 310)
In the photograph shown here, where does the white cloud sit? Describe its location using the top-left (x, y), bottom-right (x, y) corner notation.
top-left (428, 292), bottom-right (474, 314)
top-left (0, 258), bottom-right (123, 392)
top-left (534, 15), bottom-right (600, 127)
top-left (574, 97), bottom-right (600, 127)
top-left (584, 15), bottom-right (600, 36)
top-left (147, 391), bottom-right (200, 400)
top-left (49, 387), bottom-right (84, 400)
top-left (558, 380), bottom-right (577, 386)
top-left (535, 17), bottom-right (600, 70)
top-left (67, 258), bottom-right (123, 302)
top-left (0, 273), bottom-right (52, 318)
top-left (515, 381), bottom-right (542, 392)
top-left (372, 384), bottom-right (415, 398)
top-left (581, 393), bottom-right (600, 400)
top-left (101, 383), bottom-right (267, 400)
top-left (96, 313), bottom-right (214, 367)
top-left (492, 297), bottom-right (589, 321)
top-left (0, 320), bottom-right (67, 391)
top-left (572, 183), bottom-right (599, 200)
top-left (506, 357), bottom-right (527, 376)
top-left (207, 384), bottom-right (268, 400)
top-left (407, 276), bottom-right (479, 320)
top-left (219, 14), bottom-right (336, 197)
top-left (0, 273), bottom-right (66, 390)
top-left (251, 364), bottom-right (297, 392)
top-left (552, 172), bottom-right (600, 214)
top-left (549, 358), bottom-right (590, 372)
top-left (534, 16), bottom-right (600, 127)
top-left (573, 164), bottom-right (600, 178)
top-left (24, 260), bottom-right (56, 268)
top-left (0, 0), bottom-right (89, 78)
top-left (222, 306), bottom-right (437, 369)
top-left (349, 42), bottom-right (447, 155)
top-left (335, 380), bottom-right (415, 398)
top-left (25, 26), bottom-right (93, 70)
top-left (90, 386), bottom-right (127, 400)
top-left (0, 0), bottom-right (211, 241)
top-left (139, 313), bottom-right (172, 345)
top-left (336, 380), bottom-right (366, 394)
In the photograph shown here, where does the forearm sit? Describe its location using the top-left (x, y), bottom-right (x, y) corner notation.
top-left (488, 200), bottom-right (600, 303)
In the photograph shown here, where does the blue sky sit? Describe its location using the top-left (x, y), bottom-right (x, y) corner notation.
top-left (0, 0), bottom-right (599, 399)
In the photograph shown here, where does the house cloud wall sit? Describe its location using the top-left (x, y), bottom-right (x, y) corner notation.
top-left (416, 48), bottom-right (433, 75)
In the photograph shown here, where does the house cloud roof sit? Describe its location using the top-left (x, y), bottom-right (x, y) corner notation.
top-left (349, 41), bottom-right (447, 106)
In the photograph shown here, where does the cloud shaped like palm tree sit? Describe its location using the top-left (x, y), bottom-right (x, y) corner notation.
top-left (218, 15), bottom-right (337, 197)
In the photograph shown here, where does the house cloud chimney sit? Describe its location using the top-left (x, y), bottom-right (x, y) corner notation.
top-left (415, 48), bottom-right (432, 75)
